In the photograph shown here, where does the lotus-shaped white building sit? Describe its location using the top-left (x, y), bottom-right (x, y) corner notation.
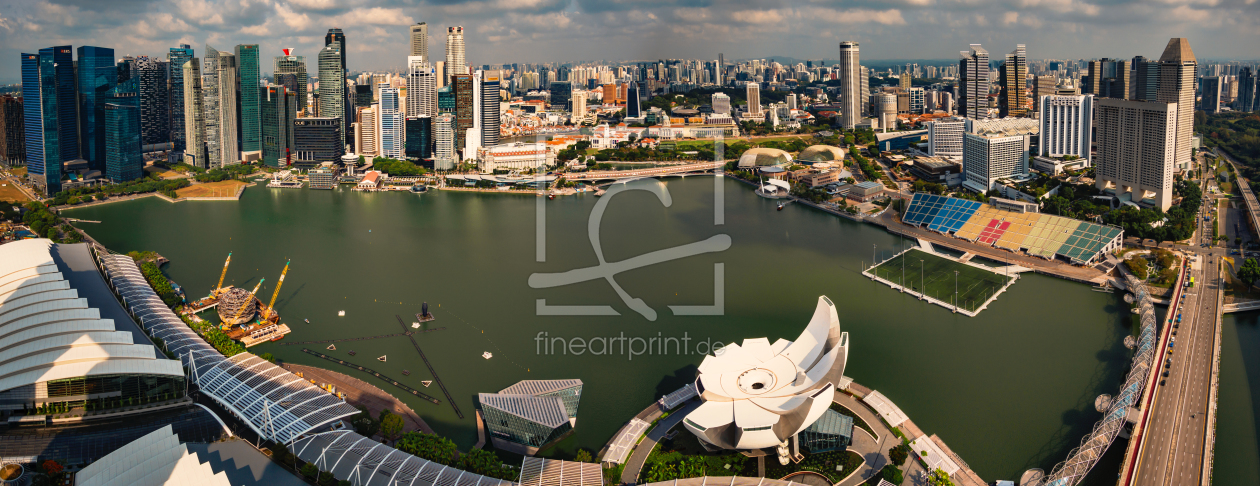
top-left (682, 296), bottom-right (849, 451)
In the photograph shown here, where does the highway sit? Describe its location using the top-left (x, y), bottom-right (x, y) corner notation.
top-left (1125, 154), bottom-right (1224, 486)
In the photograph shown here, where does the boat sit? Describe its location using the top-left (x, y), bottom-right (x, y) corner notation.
top-left (377, 355), bottom-right (387, 362)
top-left (338, 310), bottom-right (345, 317)
top-left (482, 351), bottom-right (493, 359)
top-left (421, 380), bottom-right (433, 387)
top-left (547, 194), bottom-right (555, 200)
top-left (777, 203), bottom-right (784, 211)
top-left (304, 318), bottom-right (310, 323)
top-left (327, 344), bottom-right (336, 351)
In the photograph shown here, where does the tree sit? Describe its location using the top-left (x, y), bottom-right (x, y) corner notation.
top-left (1125, 256), bottom-right (1150, 280)
top-left (574, 449), bottom-right (593, 463)
top-left (301, 463), bottom-right (319, 478)
top-left (1238, 258), bottom-right (1260, 288)
top-left (379, 409), bottom-right (404, 442)
top-left (927, 468), bottom-right (955, 486)
top-left (879, 464), bottom-right (903, 484)
top-left (888, 444), bottom-right (909, 465)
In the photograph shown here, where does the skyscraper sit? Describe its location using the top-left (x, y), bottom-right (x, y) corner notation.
top-left (626, 83), bottom-right (641, 118)
top-left (318, 41), bottom-right (346, 152)
top-left (203, 46), bottom-right (223, 168)
top-left (453, 74), bottom-right (474, 151)
top-left (481, 70), bottom-right (501, 148)
top-left (104, 77), bottom-right (142, 182)
top-left (746, 83), bottom-right (761, 115)
top-left (1084, 58), bottom-right (1131, 99)
top-left (355, 105), bottom-right (377, 157)
top-left (260, 84), bottom-right (294, 167)
top-left (1200, 76), bottom-right (1222, 113)
top-left (0, 96), bottom-right (23, 165)
top-left (999, 44), bottom-right (1027, 118)
top-left (445, 27), bottom-right (466, 85)
top-left (181, 58), bottom-right (207, 168)
top-left (434, 112), bottom-right (456, 170)
top-left (1157, 38), bottom-right (1196, 171)
top-left (77, 46), bottom-right (116, 171)
top-left (1131, 56), bottom-right (1160, 102)
top-left (274, 50), bottom-right (308, 114)
top-left (1094, 98), bottom-right (1177, 211)
top-left (407, 57), bottom-right (437, 118)
top-left (959, 44), bottom-right (989, 119)
top-left (1239, 67), bottom-right (1257, 112)
top-left (216, 50), bottom-right (239, 167)
top-left (963, 129), bottom-right (1029, 192)
top-left (1039, 95), bottom-right (1093, 163)
top-left (235, 44), bottom-right (261, 158)
top-left (410, 22), bottom-right (429, 61)
top-left (23, 46), bottom-right (79, 195)
top-left (378, 83), bottom-right (403, 159)
top-left (168, 44), bottom-right (194, 152)
top-left (549, 81), bottom-right (572, 111)
top-left (134, 56), bottom-right (170, 148)
top-left (406, 116), bottom-right (432, 162)
top-left (838, 41), bottom-right (861, 128)
top-left (324, 28), bottom-right (346, 76)
top-left (712, 92), bottom-right (731, 115)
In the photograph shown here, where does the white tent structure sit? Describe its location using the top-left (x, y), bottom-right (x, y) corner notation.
top-left (75, 424), bottom-right (231, 486)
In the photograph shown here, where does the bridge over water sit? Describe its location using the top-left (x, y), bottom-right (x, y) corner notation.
top-left (565, 161), bottom-right (726, 184)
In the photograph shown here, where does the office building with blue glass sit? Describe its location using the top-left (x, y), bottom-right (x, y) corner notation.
top-left (22, 46), bottom-right (79, 195)
top-left (167, 44), bottom-right (195, 152)
top-left (78, 46), bottom-right (116, 172)
top-left (478, 379), bottom-right (582, 456)
top-left (105, 78), bottom-right (143, 182)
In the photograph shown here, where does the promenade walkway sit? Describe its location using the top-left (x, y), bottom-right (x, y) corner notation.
top-left (279, 363), bottom-right (434, 435)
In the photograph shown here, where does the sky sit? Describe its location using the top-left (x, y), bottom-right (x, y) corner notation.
top-left (1, 0), bottom-right (1258, 82)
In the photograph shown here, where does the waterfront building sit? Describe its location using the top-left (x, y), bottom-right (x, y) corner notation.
top-left (445, 26), bottom-right (465, 85)
top-left (379, 84), bottom-right (403, 159)
top-left (838, 41), bottom-right (861, 128)
top-left (1200, 76), bottom-right (1222, 113)
top-left (181, 58), bottom-right (207, 168)
top-left (355, 106), bottom-right (377, 157)
top-left (999, 45), bottom-right (1027, 118)
top-left (201, 46), bottom-right (239, 168)
top-left (77, 46), bottom-right (115, 172)
top-left (962, 129), bottom-right (1030, 193)
top-left (453, 74), bottom-right (474, 150)
top-left (927, 116), bottom-right (962, 158)
top-left (407, 57), bottom-right (437, 118)
top-left (274, 51), bottom-right (308, 114)
top-left (318, 41), bottom-right (346, 149)
top-left (235, 44), bottom-right (262, 159)
top-left (168, 44), bottom-right (194, 152)
top-left (476, 142), bottom-right (554, 172)
top-left (683, 296), bottom-right (847, 451)
top-left (1157, 38), bottom-right (1196, 172)
top-left (434, 112), bottom-right (456, 170)
top-left (1038, 95), bottom-right (1093, 164)
top-left (0, 95), bottom-right (23, 164)
top-left (293, 117), bottom-right (343, 171)
top-left (479, 379), bottom-right (583, 456)
top-left (481, 70), bottom-right (501, 148)
top-left (406, 116), bottom-right (432, 162)
top-left (261, 84), bottom-right (295, 167)
top-left (309, 163), bottom-right (337, 189)
top-left (959, 44), bottom-right (989, 119)
top-left (410, 22), bottom-right (428, 60)
top-left (0, 239), bottom-right (187, 412)
top-left (799, 410), bottom-right (855, 453)
top-left (549, 81), bottom-right (572, 111)
top-left (22, 46), bottom-right (79, 194)
top-left (104, 77), bottom-right (143, 182)
top-left (76, 425), bottom-right (231, 486)
top-left (1094, 98), bottom-right (1177, 211)
top-left (712, 92), bottom-right (731, 115)
top-left (746, 82), bottom-right (761, 115)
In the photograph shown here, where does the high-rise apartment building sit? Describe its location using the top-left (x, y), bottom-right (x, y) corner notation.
top-left (134, 57), bottom-right (169, 148)
top-left (235, 44), bottom-right (261, 158)
top-left (1200, 76), bottom-right (1222, 113)
top-left (746, 83), bottom-right (761, 115)
top-left (1157, 38), bottom-right (1196, 172)
top-left (77, 46), bottom-right (115, 171)
top-left (838, 41), bottom-right (861, 128)
top-left (909, 87), bottom-right (925, 114)
top-left (1034, 75), bottom-right (1058, 101)
top-left (445, 27), bottom-right (466, 85)
top-left (292, 117), bottom-right (342, 171)
top-left (203, 47), bottom-right (239, 168)
top-left (378, 84), bottom-right (403, 159)
top-left (927, 117), bottom-right (966, 159)
top-left (0, 96), bottom-right (23, 164)
top-left (433, 113), bottom-right (456, 170)
top-left (571, 90), bottom-right (587, 119)
top-left (1239, 67), bottom-right (1257, 112)
top-left (406, 57), bottom-right (437, 118)
top-left (181, 58), bottom-right (206, 168)
top-left (23, 46), bottom-right (79, 194)
top-left (1039, 95), bottom-right (1093, 163)
top-left (318, 41), bottom-right (346, 151)
top-left (479, 72), bottom-right (500, 150)
top-left (274, 50), bottom-right (308, 114)
top-left (1094, 98), bottom-right (1177, 211)
top-left (104, 77), bottom-right (142, 182)
top-left (899, 71), bottom-right (911, 91)
top-left (999, 45), bottom-right (1027, 118)
top-left (410, 22), bottom-right (429, 61)
top-left (261, 84), bottom-right (295, 167)
top-left (168, 44), bottom-right (194, 152)
top-left (962, 130), bottom-right (1029, 192)
top-left (959, 44), bottom-right (989, 119)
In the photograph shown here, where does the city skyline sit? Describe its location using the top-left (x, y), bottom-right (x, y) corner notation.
top-left (2, 0), bottom-right (1259, 81)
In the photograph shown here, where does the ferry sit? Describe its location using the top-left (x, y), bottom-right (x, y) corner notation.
top-left (547, 194), bottom-right (555, 200)
top-left (304, 318), bottom-right (310, 323)
top-left (777, 203), bottom-right (784, 211)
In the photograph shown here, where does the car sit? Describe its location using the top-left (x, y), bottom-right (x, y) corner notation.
top-left (1160, 380), bottom-right (1166, 386)
top-left (1163, 371), bottom-right (1170, 377)
top-left (1173, 331), bottom-right (1177, 336)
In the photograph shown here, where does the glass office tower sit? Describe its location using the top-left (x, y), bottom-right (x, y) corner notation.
top-left (167, 44), bottom-right (194, 152)
top-left (405, 116), bottom-right (432, 163)
top-left (22, 46), bottom-right (79, 195)
top-left (77, 46), bottom-right (116, 171)
top-left (105, 78), bottom-right (143, 182)
top-left (235, 44), bottom-right (261, 156)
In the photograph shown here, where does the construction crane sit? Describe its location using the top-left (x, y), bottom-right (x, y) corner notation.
top-left (225, 278), bottom-right (265, 328)
top-left (262, 261), bottom-right (290, 321)
top-left (213, 253), bottom-right (232, 297)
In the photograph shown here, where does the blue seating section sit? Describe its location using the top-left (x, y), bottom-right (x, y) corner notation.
top-left (902, 193), bottom-right (980, 234)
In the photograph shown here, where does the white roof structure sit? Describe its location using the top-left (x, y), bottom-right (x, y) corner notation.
top-left (908, 436), bottom-right (960, 476)
top-left (683, 296), bottom-right (849, 450)
top-left (0, 240), bottom-right (183, 397)
top-left (862, 391), bottom-right (909, 428)
top-left (97, 253), bottom-right (358, 444)
top-left (74, 424), bottom-right (231, 486)
top-left (293, 430), bottom-right (517, 486)
top-left (518, 457), bottom-right (602, 486)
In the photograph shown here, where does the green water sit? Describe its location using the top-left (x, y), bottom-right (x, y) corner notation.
top-left (66, 177), bottom-right (1133, 482)
top-left (1214, 312), bottom-right (1260, 484)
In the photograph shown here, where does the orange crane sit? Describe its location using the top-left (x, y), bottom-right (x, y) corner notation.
top-left (224, 279), bottom-right (264, 328)
top-left (262, 261), bottom-right (290, 321)
top-left (213, 253), bottom-right (232, 297)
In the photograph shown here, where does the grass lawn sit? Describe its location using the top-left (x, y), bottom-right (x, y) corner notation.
top-left (175, 180), bottom-right (247, 198)
top-left (0, 181), bottom-right (31, 202)
top-left (144, 165), bottom-right (185, 180)
top-left (8, 166), bottom-right (26, 177)
top-left (871, 249), bottom-right (1013, 312)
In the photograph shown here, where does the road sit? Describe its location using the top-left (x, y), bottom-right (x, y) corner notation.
top-left (1126, 154), bottom-right (1224, 486)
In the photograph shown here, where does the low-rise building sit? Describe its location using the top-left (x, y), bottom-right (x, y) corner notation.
top-left (357, 170), bottom-right (381, 190)
top-left (479, 379), bottom-right (583, 456)
top-left (477, 143), bottom-right (556, 173)
top-left (908, 156), bottom-right (963, 186)
top-left (846, 181), bottom-right (885, 201)
top-left (792, 169), bottom-right (842, 188)
top-left (308, 162), bottom-right (338, 190)
top-left (1031, 155), bottom-right (1090, 177)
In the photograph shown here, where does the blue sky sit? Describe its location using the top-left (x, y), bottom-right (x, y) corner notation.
top-left (1, 0), bottom-right (1257, 81)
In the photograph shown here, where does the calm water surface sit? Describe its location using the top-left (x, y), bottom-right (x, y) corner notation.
top-left (67, 177), bottom-right (1135, 482)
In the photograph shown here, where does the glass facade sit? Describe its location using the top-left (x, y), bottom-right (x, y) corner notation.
top-left (78, 46), bottom-right (116, 171)
top-left (135, 56), bottom-right (170, 147)
top-left (274, 57), bottom-right (307, 114)
top-left (438, 85), bottom-right (454, 114)
top-left (167, 44), bottom-right (194, 152)
top-left (105, 78), bottom-right (142, 182)
top-left (23, 46), bottom-right (78, 195)
top-left (235, 44), bottom-right (261, 153)
top-left (480, 72), bottom-right (500, 148)
top-left (44, 374), bottom-right (185, 409)
top-left (550, 81), bottom-right (572, 111)
top-left (481, 405), bottom-right (573, 450)
top-left (318, 42), bottom-right (345, 146)
top-left (293, 117), bottom-right (342, 171)
top-left (261, 85), bottom-right (291, 167)
top-left (799, 409), bottom-right (854, 453)
top-left (405, 116), bottom-right (431, 163)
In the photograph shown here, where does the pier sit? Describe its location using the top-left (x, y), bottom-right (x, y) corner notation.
top-left (300, 348), bottom-right (442, 405)
top-left (396, 315), bottom-right (463, 419)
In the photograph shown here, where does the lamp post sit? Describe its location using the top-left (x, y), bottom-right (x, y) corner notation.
top-left (954, 270), bottom-right (960, 313)
top-left (920, 259), bottom-right (925, 301)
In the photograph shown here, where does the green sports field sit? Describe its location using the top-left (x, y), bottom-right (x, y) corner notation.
top-left (870, 249), bottom-right (1014, 312)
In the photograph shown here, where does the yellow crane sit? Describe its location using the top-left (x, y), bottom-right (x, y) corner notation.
top-left (224, 278), bottom-right (265, 328)
top-left (213, 253), bottom-right (232, 297)
top-left (262, 261), bottom-right (290, 321)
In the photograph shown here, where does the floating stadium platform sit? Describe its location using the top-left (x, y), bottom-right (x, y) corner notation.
top-left (901, 193), bottom-right (1123, 266)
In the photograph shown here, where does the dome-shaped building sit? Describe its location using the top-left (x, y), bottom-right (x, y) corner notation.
top-left (217, 287), bottom-right (259, 326)
top-left (797, 145), bottom-right (846, 163)
top-left (737, 147), bottom-right (793, 169)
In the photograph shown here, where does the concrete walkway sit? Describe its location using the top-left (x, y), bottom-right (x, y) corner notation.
top-left (622, 401), bottom-right (701, 485)
top-left (833, 392), bottom-right (895, 486)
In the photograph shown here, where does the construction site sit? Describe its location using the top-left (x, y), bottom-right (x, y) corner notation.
top-left (183, 253), bottom-right (293, 347)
